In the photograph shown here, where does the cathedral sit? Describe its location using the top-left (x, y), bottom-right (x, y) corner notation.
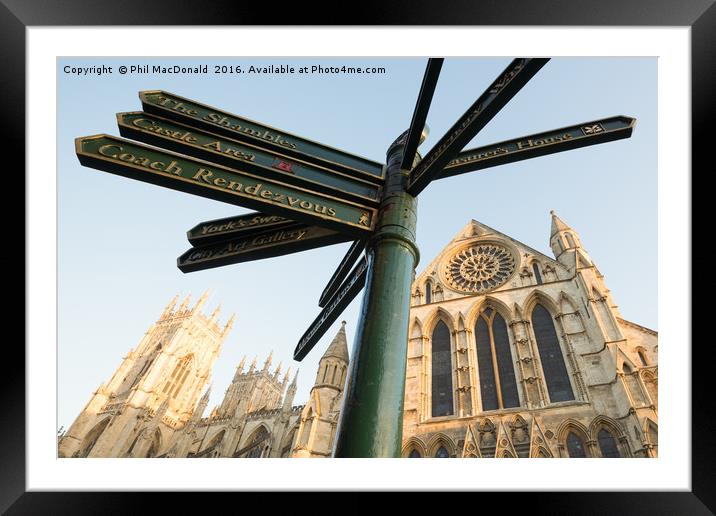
top-left (401, 212), bottom-right (657, 458)
top-left (58, 290), bottom-right (349, 459)
top-left (59, 211), bottom-right (657, 459)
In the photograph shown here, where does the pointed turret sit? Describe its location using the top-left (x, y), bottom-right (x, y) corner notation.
top-left (282, 369), bottom-right (299, 411)
top-left (322, 321), bottom-right (350, 363)
top-left (209, 304), bottom-right (221, 325)
top-left (248, 356), bottom-right (257, 373)
top-left (192, 386), bottom-right (211, 421)
top-left (161, 294), bottom-right (180, 319)
top-left (178, 293), bottom-right (192, 312)
top-left (282, 367), bottom-right (292, 386)
top-left (222, 313), bottom-right (235, 336)
top-left (273, 361), bottom-right (283, 380)
top-left (193, 289), bottom-right (211, 313)
top-left (315, 322), bottom-right (350, 387)
top-left (549, 210), bottom-right (591, 267)
top-left (263, 351), bottom-right (273, 372)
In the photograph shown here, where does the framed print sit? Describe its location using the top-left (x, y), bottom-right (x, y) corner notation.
top-left (7, 0), bottom-right (713, 513)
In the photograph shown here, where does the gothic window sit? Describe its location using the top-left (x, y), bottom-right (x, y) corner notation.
top-left (475, 308), bottom-right (520, 411)
top-left (555, 238), bottom-right (563, 254)
top-left (425, 281), bottom-right (433, 304)
top-left (435, 446), bottom-right (450, 458)
top-left (638, 350), bottom-right (648, 366)
top-left (565, 233), bottom-right (576, 248)
top-left (243, 426), bottom-right (271, 458)
top-left (531, 304), bottom-right (574, 403)
top-left (409, 449), bottom-right (422, 458)
top-left (431, 320), bottom-right (454, 417)
top-left (566, 432), bottom-right (587, 457)
top-left (322, 365), bottom-right (328, 383)
top-left (332, 365), bottom-right (338, 384)
top-left (162, 354), bottom-right (194, 400)
top-left (597, 429), bottom-right (620, 458)
top-left (532, 263), bottom-right (543, 285)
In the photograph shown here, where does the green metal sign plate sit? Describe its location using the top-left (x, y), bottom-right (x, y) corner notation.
top-left (294, 256), bottom-right (368, 361)
top-left (75, 135), bottom-right (376, 237)
top-left (117, 112), bottom-right (381, 206)
top-left (442, 116), bottom-right (636, 178)
top-left (186, 211), bottom-right (295, 246)
top-left (178, 223), bottom-right (350, 273)
top-left (139, 90), bottom-right (385, 183)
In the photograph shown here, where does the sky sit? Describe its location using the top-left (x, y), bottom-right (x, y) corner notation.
top-left (57, 57), bottom-right (656, 430)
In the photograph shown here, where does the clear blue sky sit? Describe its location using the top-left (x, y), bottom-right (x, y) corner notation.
top-left (58, 57), bottom-right (656, 429)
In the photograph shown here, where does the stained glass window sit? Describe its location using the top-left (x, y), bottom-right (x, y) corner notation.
top-left (409, 449), bottom-right (421, 458)
top-left (531, 304), bottom-right (574, 403)
top-left (431, 321), bottom-right (453, 417)
top-left (475, 310), bottom-right (520, 411)
top-left (597, 429), bottom-right (620, 457)
top-left (425, 281), bottom-right (432, 304)
top-left (435, 446), bottom-right (450, 458)
top-left (532, 263), bottom-right (543, 284)
top-left (566, 432), bottom-right (587, 457)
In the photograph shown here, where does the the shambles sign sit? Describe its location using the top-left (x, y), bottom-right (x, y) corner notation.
top-left (75, 134), bottom-right (376, 237)
top-left (139, 90), bottom-right (385, 183)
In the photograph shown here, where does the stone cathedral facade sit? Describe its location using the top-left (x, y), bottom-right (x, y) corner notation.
top-left (401, 212), bottom-right (658, 458)
top-left (58, 291), bottom-right (349, 459)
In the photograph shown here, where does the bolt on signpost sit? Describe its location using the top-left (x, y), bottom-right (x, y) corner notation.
top-left (74, 58), bottom-right (636, 458)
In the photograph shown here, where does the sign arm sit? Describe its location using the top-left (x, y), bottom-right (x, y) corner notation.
top-left (399, 58), bottom-right (444, 171)
top-left (407, 58), bottom-right (550, 196)
top-left (440, 115), bottom-right (636, 179)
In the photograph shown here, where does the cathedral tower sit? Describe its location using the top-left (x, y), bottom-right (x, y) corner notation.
top-left (59, 290), bottom-right (234, 458)
top-left (292, 322), bottom-right (350, 458)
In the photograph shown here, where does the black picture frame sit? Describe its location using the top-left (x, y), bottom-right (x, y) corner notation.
top-left (7, 1), bottom-right (710, 512)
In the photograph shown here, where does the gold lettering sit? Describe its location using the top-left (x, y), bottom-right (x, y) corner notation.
top-left (213, 177), bottom-right (227, 187)
top-left (98, 144), bottom-right (121, 157)
top-left (193, 168), bottom-right (214, 183)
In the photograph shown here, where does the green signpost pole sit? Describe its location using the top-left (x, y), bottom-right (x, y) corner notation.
top-left (333, 132), bottom-right (421, 458)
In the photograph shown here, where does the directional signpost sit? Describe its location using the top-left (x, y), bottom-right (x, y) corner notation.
top-left (294, 257), bottom-right (368, 361)
top-left (75, 57), bottom-right (637, 458)
top-left (117, 111), bottom-right (382, 206)
top-left (139, 90), bottom-right (385, 183)
top-left (317, 239), bottom-right (367, 308)
top-left (186, 211), bottom-right (295, 247)
top-left (440, 116), bottom-right (636, 179)
top-left (75, 134), bottom-right (376, 237)
top-left (178, 223), bottom-right (350, 273)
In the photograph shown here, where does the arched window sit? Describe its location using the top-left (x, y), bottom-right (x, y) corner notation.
top-left (425, 281), bottom-right (432, 304)
top-left (331, 365), bottom-right (337, 384)
top-left (532, 263), bottom-right (543, 285)
top-left (638, 350), bottom-right (648, 366)
top-left (435, 446), bottom-right (450, 458)
top-left (554, 238), bottom-right (563, 254)
top-left (597, 429), bottom-right (620, 457)
top-left (322, 365), bottom-right (328, 383)
top-left (243, 426), bottom-right (271, 458)
top-left (566, 432), bottom-right (587, 457)
top-left (531, 304), bottom-right (574, 403)
top-left (409, 449), bottom-right (422, 458)
top-left (162, 354), bottom-right (194, 400)
top-left (431, 320), bottom-right (453, 417)
top-left (475, 308), bottom-right (520, 411)
top-left (565, 233), bottom-right (576, 248)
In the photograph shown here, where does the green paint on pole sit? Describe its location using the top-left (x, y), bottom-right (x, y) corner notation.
top-left (333, 137), bottom-right (420, 458)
